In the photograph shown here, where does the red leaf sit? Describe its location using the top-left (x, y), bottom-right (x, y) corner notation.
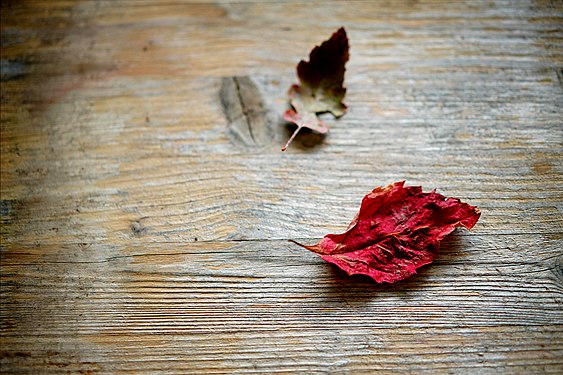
top-left (290, 181), bottom-right (480, 283)
top-left (282, 27), bottom-right (349, 151)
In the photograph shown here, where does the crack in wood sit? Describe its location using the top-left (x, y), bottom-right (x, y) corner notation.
top-left (553, 255), bottom-right (563, 285)
top-left (233, 77), bottom-right (257, 144)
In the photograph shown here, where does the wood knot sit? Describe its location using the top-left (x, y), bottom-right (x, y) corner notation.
top-left (130, 221), bottom-right (146, 236)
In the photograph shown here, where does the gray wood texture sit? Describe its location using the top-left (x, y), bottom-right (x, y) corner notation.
top-left (1, 0), bottom-right (562, 373)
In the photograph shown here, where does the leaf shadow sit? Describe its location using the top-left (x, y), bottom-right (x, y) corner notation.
top-left (317, 265), bottom-right (434, 307)
top-left (316, 232), bottom-right (472, 306)
top-left (436, 231), bottom-right (474, 260)
top-left (283, 122), bottom-right (327, 151)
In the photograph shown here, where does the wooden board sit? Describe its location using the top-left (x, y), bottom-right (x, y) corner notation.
top-left (1, 0), bottom-right (562, 373)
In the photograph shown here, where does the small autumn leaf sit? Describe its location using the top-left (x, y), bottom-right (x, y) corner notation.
top-left (282, 27), bottom-right (349, 151)
top-left (290, 181), bottom-right (481, 283)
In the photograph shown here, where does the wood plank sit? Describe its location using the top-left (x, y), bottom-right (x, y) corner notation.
top-left (2, 236), bottom-right (562, 372)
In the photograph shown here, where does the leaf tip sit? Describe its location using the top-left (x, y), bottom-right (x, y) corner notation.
top-left (461, 206), bottom-right (481, 230)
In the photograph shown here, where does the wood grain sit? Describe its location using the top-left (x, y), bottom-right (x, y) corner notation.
top-left (1, 0), bottom-right (562, 373)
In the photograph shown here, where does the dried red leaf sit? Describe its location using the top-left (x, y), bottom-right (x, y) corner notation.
top-left (290, 181), bottom-right (480, 283)
top-left (282, 27), bottom-right (349, 151)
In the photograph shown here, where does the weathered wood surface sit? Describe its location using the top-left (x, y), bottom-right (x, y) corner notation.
top-left (1, 0), bottom-right (562, 373)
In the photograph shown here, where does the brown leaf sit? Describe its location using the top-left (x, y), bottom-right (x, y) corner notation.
top-left (282, 27), bottom-right (349, 151)
top-left (290, 181), bottom-right (481, 283)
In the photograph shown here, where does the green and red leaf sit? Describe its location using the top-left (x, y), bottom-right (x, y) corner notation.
top-left (282, 27), bottom-right (349, 151)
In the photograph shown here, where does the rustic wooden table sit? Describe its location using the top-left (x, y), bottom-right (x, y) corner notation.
top-left (1, 1), bottom-right (562, 373)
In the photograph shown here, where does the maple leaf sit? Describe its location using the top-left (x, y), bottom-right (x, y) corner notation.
top-left (290, 181), bottom-right (481, 283)
top-left (282, 27), bottom-right (349, 151)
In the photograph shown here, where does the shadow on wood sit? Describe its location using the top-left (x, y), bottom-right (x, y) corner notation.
top-left (314, 232), bottom-right (475, 306)
top-left (282, 122), bottom-right (328, 152)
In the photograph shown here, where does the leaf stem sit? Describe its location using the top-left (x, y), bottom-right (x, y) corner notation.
top-left (281, 126), bottom-right (302, 151)
top-left (288, 239), bottom-right (322, 254)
